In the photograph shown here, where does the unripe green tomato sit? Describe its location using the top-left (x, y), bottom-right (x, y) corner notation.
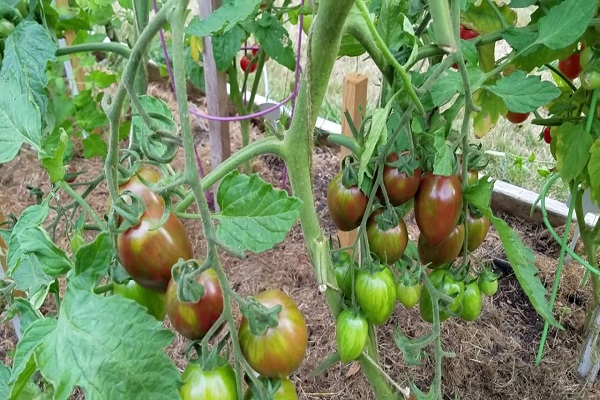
top-left (355, 266), bottom-right (396, 326)
top-left (302, 14), bottom-right (313, 34)
top-left (336, 309), bottom-right (368, 363)
top-left (0, 19), bottom-right (15, 39)
top-left (478, 274), bottom-right (499, 296)
top-left (460, 281), bottom-right (483, 321)
top-left (396, 282), bottom-right (422, 309)
top-left (113, 280), bottom-right (167, 321)
top-left (580, 46), bottom-right (595, 70)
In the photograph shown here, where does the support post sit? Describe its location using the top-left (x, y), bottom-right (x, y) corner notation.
top-left (338, 73), bottom-right (368, 249)
top-left (199, 0), bottom-right (231, 210)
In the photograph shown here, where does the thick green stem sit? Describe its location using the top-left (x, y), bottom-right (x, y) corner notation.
top-left (283, 0), bottom-right (395, 397)
top-left (344, 18), bottom-right (391, 83)
top-left (56, 43), bottom-right (131, 58)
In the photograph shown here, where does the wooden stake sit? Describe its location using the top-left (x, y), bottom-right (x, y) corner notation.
top-left (199, 0), bottom-right (231, 210)
top-left (338, 73), bottom-right (368, 249)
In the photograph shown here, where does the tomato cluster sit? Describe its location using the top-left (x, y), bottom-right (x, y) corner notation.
top-left (327, 150), bottom-right (498, 345)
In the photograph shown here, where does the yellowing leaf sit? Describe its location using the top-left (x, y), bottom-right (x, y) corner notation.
top-left (190, 36), bottom-right (202, 63)
top-left (472, 89), bottom-right (505, 138)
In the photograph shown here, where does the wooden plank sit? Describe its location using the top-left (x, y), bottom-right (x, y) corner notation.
top-left (338, 73), bottom-right (368, 250)
top-left (199, 0), bottom-right (231, 210)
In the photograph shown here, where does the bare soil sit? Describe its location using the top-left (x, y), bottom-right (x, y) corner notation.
top-left (1, 81), bottom-right (599, 400)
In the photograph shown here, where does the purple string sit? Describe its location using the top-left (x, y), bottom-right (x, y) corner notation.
top-left (152, 0), bottom-right (306, 189)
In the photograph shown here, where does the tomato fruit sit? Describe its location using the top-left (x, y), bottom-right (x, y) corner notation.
top-left (460, 26), bottom-right (478, 40)
top-left (244, 378), bottom-right (298, 400)
top-left (355, 266), bottom-right (396, 326)
top-left (333, 251), bottom-right (355, 298)
top-left (113, 279), bottom-right (167, 320)
top-left (466, 214), bottom-right (490, 252)
top-left (117, 206), bottom-right (194, 292)
top-left (179, 362), bottom-right (238, 400)
top-left (418, 224), bottom-right (465, 269)
top-left (460, 281), bottom-right (483, 321)
top-left (396, 281), bottom-right (422, 309)
top-left (581, 46), bottom-right (595, 70)
top-left (543, 127), bottom-right (552, 144)
top-left (478, 274), bottom-right (499, 296)
top-left (112, 166), bottom-right (164, 214)
top-left (166, 268), bottom-right (224, 340)
top-left (301, 14), bottom-right (313, 34)
top-left (64, 164), bottom-right (78, 184)
top-left (419, 269), bottom-right (464, 323)
top-left (382, 152), bottom-right (421, 206)
top-left (336, 309), bottom-right (368, 363)
top-left (238, 289), bottom-right (308, 378)
top-left (0, 20), bottom-right (15, 39)
top-left (558, 52), bottom-right (581, 80)
top-left (366, 211), bottom-right (408, 265)
top-left (327, 171), bottom-right (368, 231)
top-left (505, 111), bottom-right (529, 124)
top-left (240, 56), bottom-right (257, 73)
top-left (414, 173), bottom-right (463, 247)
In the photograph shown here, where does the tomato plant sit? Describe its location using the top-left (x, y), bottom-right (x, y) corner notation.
top-left (166, 268), bottom-right (224, 340)
top-left (327, 170), bottom-right (368, 231)
top-left (113, 279), bottom-right (167, 321)
top-left (336, 309), bottom-right (368, 363)
top-left (414, 173), bottom-right (463, 247)
top-left (238, 289), bottom-right (308, 378)
top-left (179, 362), bottom-right (238, 400)
top-left (355, 266), bottom-right (396, 326)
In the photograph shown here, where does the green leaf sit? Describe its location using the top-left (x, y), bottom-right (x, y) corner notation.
top-left (185, 0), bottom-right (261, 37)
top-left (338, 34), bottom-right (367, 57)
top-left (9, 279), bottom-right (179, 400)
top-left (376, 0), bottom-right (408, 51)
top-left (254, 14), bottom-right (295, 71)
top-left (484, 70), bottom-right (560, 113)
top-left (185, 47), bottom-right (205, 91)
top-left (588, 140), bottom-right (600, 192)
top-left (88, 70), bottom-right (117, 89)
top-left (212, 24), bottom-right (246, 71)
top-left (555, 123), bottom-right (592, 183)
top-left (462, 1), bottom-right (517, 34)
top-left (429, 70), bottom-right (463, 106)
top-left (0, 74), bottom-right (42, 162)
top-left (4, 298), bottom-right (42, 334)
top-left (73, 232), bottom-right (112, 286)
top-left (359, 107), bottom-right (387, 187)
top-left (537, 0), bottom-right (596, 50)
top-left (432, 132), bottom-right (453, 176)
top-left (18, 227), bottom-right (72, 277)
top-left (509, 0), bottom-right (537, 6)
top-left (82, 133), bottom-right (107, 159)
top-left (502, 27), bottom-right (537, 52)
top-left (132, 96), bottom-right (176, 159)
top-left (10, 255), bottom-right (53, 300)
top-left (0, 363), bottom-right (9, 399)
top-left (466, 179), bottom-right (561, 329)
top-left (215, 172), bottom-right (303, 253)
top-left (6, 204), bottom-right (49, 270)
top-left (1, 21), bottom-right (56, 116)
top-left (40, 129), bottom-right (68, 183)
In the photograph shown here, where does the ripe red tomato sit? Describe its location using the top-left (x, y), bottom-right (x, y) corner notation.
top-left (460, 281), bottom-right (483, 321)
top-left (240, 56), bottom-right (257, 73)
top-left (414, 173), bottom-right (463, 247)
top-left (336, 309), bottom-right (368, 363)
top-left (165, 268), bottom-right (224, 340)
top-left (244, 378), bottom-right (298, 400)
top-left (238, 289), bottom-right (308, 378)
top-left (418, 224), bottom-right (465, 269)
top-left (505, 111), bottom-right (529, 124)
top-left (64, 164), bottom-right (78, 184)
top-left (396, 281), bottom-right (422, 309)
top-left (355, 266), bottom-right (397, 326)
top-left (333, 250), bottom-right (355, 299)
top-left (558, 52), bottom-right (581, 80)
top-left (251, 44), bottom-right (260, 56)
top-left (117, 206), bottom-right (194, 292)
top-left (113, 279), bottom-right (167, 321)
top-left (327, 171), bottom-right (368, 231)
top-left (543, 127), bottom-right (552, 144)
top-left (466, 214), bottom-right (490, 252)
top-left (460, 26), bottom-right (478, 40)
top-left (382, 152), bottom-right (421, 206)
top-left (366, 210), bottom-right (408, 265)
top-left (179, 362), bottom-right (238, 400)
top-left (419, 269), bottom-right (464, 323)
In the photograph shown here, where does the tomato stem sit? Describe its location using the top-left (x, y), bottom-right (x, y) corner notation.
top-left (427, 0), bottom-right (457, 53)
top-left (57, 181), bottom-right (106, 230)
top-left (56, 42), bottom-right (131, 59)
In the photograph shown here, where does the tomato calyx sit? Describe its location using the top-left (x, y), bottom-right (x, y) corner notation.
top-left (340, 155), bottom-right (361, 189)
top-left (240, 296), bottom-right (282, 336)
top-left (244, 376), bottom-right (297, 400)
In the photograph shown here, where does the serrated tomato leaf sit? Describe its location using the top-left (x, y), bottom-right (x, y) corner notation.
top-left (215, 172), bottom-right (303, 253)
top-left (254, 14), bottom-right (295, 71)
top-left (18, 227), bottom-right (72, 277)
top-left (40, 130), bottom-right (68, 183)
top-left (0, 363), bottom-right (9, 399)
top-left (74, 232), bottom-right (112, 286)
top-left (212, 24), bottom-right (246, 71)
top-left (537, 0), bottom-right (595, 51)
top-left (484, 70), bottom-right (560, 113)
top-left (185, 0), bottom-right (261, 37)
top-left (359, 107), bottom-right (387, 187)
top-left (8, 278), bottom-right (179, 400)
top-left (555, 123), bottom-right (592, 183)
top-left (466, 180), bottom-right (560, 328)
